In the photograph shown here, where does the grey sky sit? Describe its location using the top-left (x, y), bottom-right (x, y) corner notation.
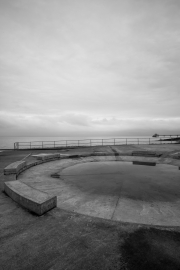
top-left (0, 0), bottom-right (180, 136)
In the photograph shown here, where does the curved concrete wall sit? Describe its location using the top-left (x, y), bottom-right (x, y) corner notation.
top-left (4, 181), bottom-right (57, 215)
top-left (3, 153), bottom-right (60, 215)
top-left (3, 150), bottom-right (179, 216)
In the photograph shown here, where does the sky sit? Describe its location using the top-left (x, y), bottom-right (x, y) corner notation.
top-left (0, 0), bottom-right (180, 137)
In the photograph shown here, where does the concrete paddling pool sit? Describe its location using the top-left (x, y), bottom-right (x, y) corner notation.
top-left (15, 154), bottom-right (180, 227)
top-left (59, 161), bottom-right (180, 225)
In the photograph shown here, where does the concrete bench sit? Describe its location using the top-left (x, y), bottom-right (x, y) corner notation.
top-left (32, 153), bottom-right (60, 161)
top-left (4, 161), bottom-right (26, 177)
top-left (4, 181), bottom-right (57, 215)
top-left (170, 152), bottom-right (180, 159)
top-left (59, 154), bottom-right (70, 159)
top-left (60, 154), bottom-right (84, 159)
top-left (91, 152), bottom-right (110, 156)
top-left (133, 161), bottom-right (156, 166)
top-left (132, 151), bottom-right (161, 157)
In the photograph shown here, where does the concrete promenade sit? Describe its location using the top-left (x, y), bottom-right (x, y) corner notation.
top-left (18, 146), bottom-right (180, 226)
top-left (1, 144), bottom-right (180, 270)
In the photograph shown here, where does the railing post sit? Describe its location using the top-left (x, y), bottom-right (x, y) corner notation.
top-left (54, 141), bottom-right (55, 148)
top-left (42, 141), bottom-right (43, 149)
top-left (78, 140), bottom-right (79, 147)
top-left (126, 138), bottom-right (127, 145)
top-left (66, 140), bottom-right (67, 148)
top-left (114, 138), bottom-right (115, 145)
top-left (138, 138), bottom-right (139, 145)
top-left (149, 138), bottom-right (150, 145)
top-left (102, 139), bottom-right (103, 146)
top-left (90, 139), bottom-right (91, 147)
top-left (30, 142), bottom-right (31, 149)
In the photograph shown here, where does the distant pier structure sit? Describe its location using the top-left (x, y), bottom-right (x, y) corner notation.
top-left (152, 134), bottom-right (180, 141)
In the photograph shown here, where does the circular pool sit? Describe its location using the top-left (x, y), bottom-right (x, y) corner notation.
top-left (59, 161), bottom-right (180, 225)
top-left (19, 157), bottom-right (180, 226)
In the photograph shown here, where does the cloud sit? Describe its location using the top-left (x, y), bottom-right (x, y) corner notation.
top-left (0, 111), bottom-right (179, 136)
top-left (0, 0), bottom-right (180, 136)
top-left (59, 113), bottom-right (90, 126)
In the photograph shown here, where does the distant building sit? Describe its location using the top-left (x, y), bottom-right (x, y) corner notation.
top-left (152, 133), bottom-right (159, 137)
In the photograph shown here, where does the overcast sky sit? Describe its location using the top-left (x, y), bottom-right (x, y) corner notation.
top-left (0, 0), bottom-right (180, 137)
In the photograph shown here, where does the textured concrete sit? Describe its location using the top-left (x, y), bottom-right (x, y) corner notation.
top-left (18, 156), bottom-right (180, 226)
top-left (3, 173), bottom-right (17, 183)
top-left (4, 180), bottom-right (57, 215)
top-left (133, 161), bottom-right (156, 166)
top-left (1, 147), bottom-right (180, 270)
top-left (32, 153), bottom-right (60, 160)
top-left (4, 160), bottom-right (26, 175)
top-left (132, 151), bottom-right (161, 157)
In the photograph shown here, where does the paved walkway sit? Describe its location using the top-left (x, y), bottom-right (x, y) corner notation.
top-left (18, 145), bottom-right (180, 226)
top-left (1, 145), bottom-right (180, 270)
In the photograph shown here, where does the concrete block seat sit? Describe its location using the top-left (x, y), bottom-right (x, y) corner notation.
top-left (4, 161), bottom-right (26, 181)
top-left (133, 161), bottom-right (156, 166)
top-left (32, 153), bottom-right (88, 160)
top-left (3, 156), bottom-right (59, 214)
top-left (4, 181), bottom-right (57, 215)
top-left (32, 153), bottom-right (60, 161)
top-left (4, 160), bottom-right (26, 174)
top-left (132, 151), bottom-right (161, 157)
top-left (170, 152), bottom-right (180, 159)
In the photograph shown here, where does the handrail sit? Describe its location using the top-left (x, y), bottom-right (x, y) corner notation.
top-left (13, 136), bottom-right (179, 149)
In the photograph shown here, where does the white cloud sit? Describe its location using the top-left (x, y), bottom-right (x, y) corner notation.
top-left (0, 111), bottom-right (179, 136)
top-left (0, 0), bottom-right (180, 136)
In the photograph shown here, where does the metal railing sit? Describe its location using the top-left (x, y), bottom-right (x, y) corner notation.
top-left (13, 136), bottom-right (179, 149)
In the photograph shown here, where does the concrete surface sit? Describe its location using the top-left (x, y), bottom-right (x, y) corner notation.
top-left (1, 145), bottom-right (180, 270)
top-left (55, 161), bottom-right (180, 226)
top-left (4, 160), bottom-right (26, 174)
top-left (132, 160), bottom-right (156, 165)
top-left (32, 153), bottom-right (60, 160)
top-left (3, 173), bottom-right (17, 183)
top-left (18, 151), bottom-right (180, 226)
top-left (132, 150), bottom-right (160, 156)
top-left (4, 180), bottom-right (57, 215)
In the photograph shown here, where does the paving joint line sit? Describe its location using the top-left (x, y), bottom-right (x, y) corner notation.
top-left (110, 179), bottom-right (124, 220)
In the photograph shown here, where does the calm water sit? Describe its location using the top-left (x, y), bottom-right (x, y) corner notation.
top-left (0, 136), bottom-right (157, 149)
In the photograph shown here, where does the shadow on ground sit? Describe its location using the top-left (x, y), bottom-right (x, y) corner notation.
top-left (120, 227), bottom-right (180, 270)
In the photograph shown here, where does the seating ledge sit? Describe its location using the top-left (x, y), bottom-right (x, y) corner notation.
top-left (32, 153), bottom-right (60, 160)
top-left (4, 181), bottom-right (57, 215)
top-left (132, 151), bottom-right (161, 156)
top-left (4, 161), bottom-right (26, 175)
top-left (133, 161), bottom-right (156, 166)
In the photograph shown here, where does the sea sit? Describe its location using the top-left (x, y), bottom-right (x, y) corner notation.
top-left (0, 136), bottom-right (157, 149)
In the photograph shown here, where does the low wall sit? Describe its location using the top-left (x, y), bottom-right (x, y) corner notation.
top-left (4, 181), bottom-right (57, 215)
top-left (3, 150), bottom-right (168, 215)
top-left (3, 153), bottom-right (61, 215)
